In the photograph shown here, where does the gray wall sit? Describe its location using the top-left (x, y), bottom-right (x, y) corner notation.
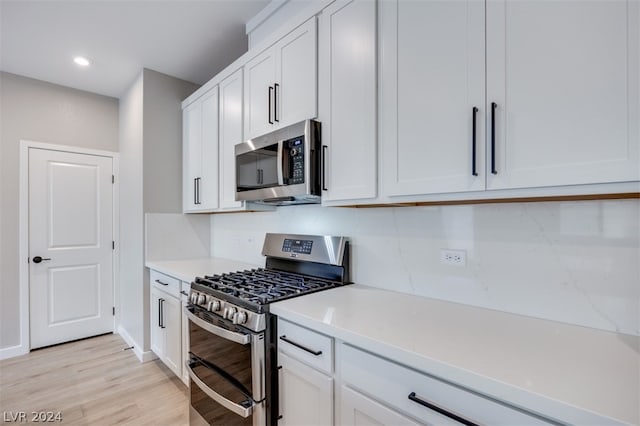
top-left (0, 72), bottom-right (118, 350)
top-left (119, 69), bottom-right (197, 353)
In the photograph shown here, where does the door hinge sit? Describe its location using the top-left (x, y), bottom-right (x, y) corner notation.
top-left (112, 241), bottom-right (115, 250)
top-left (112, 175), bottom-right (115, 184)
top-left (112, 307), bottom-right (115, 316)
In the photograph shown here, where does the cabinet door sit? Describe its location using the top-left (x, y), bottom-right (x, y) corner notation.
top-left (277, 18), bottom-right (318, 128)
top-left (198, 87), bottom-right (219, 210)
top-left (181, 298), bottom-right (189, 385)
top-left (150, 287), bottom-right (164, 359)
top-left (486, 0), bottom-right (639, 189)
top-left (245, 48), bottom-right (277, 139)
top-left (183, 101), bottom-right (202, 212)
top-left (319, 0), bottom-right (377, 203)
top-left (340, 386), bottom-right (422, 426)
top-left (162, 294), bottom-right (182, 378)
top-left (278, 352), bottom-right (333, 426)
top-left (219, 69), bottom-right (244, 210)
top-left (380, 0), bottom-right (486, 197)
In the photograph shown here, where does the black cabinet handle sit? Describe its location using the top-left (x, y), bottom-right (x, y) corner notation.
top-left (196, 178), bottom-right (202, 205)
top-left (279, 335), bottom-right (322, 356)
top-left (180, 290), bottom-right (189, 296)
top-left (155, 279), bottom-right (169, 286)
top-left (471, 107), bottom-right (478, 177)
top-left (193, 178), bottom-right (197, 205)
top-left (268, 86), bottom-right (274, 124)
top-left (32, 256), bottom-right (51, 263)
top-left (159, 299), bottom-right (166, 329)
top-left (408, 392), bottom-right (479, 426)
top-left (274, 83), bottom-right (280, 122)
top-left (158, 298), bottom-right (162, 328)
top-left (321, 145), bottom-right (328, 191)
top-left (491, 102), bottom-right (497, 175)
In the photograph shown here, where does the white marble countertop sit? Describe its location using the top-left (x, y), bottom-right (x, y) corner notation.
top-left (270, 285), bottom-right (640, 425)
top-left (145, 257), bottom-right (261, 283)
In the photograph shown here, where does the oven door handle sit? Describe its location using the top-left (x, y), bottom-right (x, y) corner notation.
top-left (186, 362), bottom-right (253, 418)
top-left (184, 306), bottom-right (250, 345)
top-left (276, 140), bottom-right (284, 186)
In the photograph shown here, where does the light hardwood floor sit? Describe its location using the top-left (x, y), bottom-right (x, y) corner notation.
top-left (0, 334), bottom-right (189, 425)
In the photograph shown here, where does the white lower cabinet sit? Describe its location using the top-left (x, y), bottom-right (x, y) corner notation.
top-left (149, 270), bottom-right (183, 380)
top-left (340, 385), bottom-right (421, 426)
top-left (279, 352), bottom-right (333, 426)
top-left (277, 318), bottom-right (334, 425)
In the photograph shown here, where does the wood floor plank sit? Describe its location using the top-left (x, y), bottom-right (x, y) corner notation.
top-left (0, 334), bottom-right (189, 425)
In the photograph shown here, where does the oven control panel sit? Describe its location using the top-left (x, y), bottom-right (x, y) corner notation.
top-left (282, 238), bottom-right (313, 255)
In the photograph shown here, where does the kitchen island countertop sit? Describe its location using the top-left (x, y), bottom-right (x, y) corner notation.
top-left (271, 284), bottom-right (640, 425)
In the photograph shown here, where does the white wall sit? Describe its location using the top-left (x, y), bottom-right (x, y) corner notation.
top-left (0, 72), bottom-right (118, 351)
top-left (211, 199), bottom-right (640, 336)
top-left (118, 69), bottom-right (198, 355)
top-left (118, 72), bottom-right (145, 350)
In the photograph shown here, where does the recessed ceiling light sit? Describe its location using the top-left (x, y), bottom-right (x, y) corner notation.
top-left (73, 56), bottom-right (90, 67)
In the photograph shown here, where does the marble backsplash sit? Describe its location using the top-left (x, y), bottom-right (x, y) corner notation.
top-left (210, 200), bottom-right (640, 336)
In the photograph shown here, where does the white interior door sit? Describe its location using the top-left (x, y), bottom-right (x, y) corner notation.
top-left (29, 148), bottom-right (114, 349)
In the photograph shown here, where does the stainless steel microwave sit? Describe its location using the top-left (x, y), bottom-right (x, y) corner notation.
top-left (235, 120), bottom-right (321, 205)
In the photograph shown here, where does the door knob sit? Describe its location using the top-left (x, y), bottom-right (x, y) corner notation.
top-left (32, 256), bottom-right (51, 263)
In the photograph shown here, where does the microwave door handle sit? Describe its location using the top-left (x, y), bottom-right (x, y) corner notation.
top-left (186, 362), bottom-right (253, 418)
top-left (184, 306), bottom-right (250, 345)
top-left (277, 140), bottom-right (284, 185)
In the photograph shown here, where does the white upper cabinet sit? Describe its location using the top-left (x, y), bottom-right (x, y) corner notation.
top-left (219, 68), bottom-right (245, 210)
top-left (244, 18), bottom-right (318, 139)
top-left (380, 0), bottom-right (486, 197)
top-left (183, 87), bottom-right (219, 212)
top-left (380, 0), bottom-right (638, 201)
top-left (486, 0), bottom-right (639, 189)
top-left (319, 0), bottom-right (378, 204)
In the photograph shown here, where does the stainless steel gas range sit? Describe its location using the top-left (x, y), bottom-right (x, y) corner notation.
top-left (185, 233), bottom-right (351, 426)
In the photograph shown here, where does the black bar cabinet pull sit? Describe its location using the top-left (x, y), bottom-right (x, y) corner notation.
top-left (193, 178), bottom-right (197, 205)
top-left (158, 299), bottom-right (162, 328)
top-left (321, 145), bottom-right (328, 191)
top-left (491, 102), bottom-right (497, 175)
top-left (159, 299), bottom-right (165, 329)
top-left (274, 83), bottom-right (279, 122)
top-left (279, 335), bottom-right (322, 356)
top-left (471, 106), bottom-right (478, 177)
top-left (408, 392), bottom-right (479, 426)
top-left (268, 86), bottom-right (274, 124)
top-left (155, 279), bottom-right (169, 286)
top-left (197, 178), bottom-right (202, 204)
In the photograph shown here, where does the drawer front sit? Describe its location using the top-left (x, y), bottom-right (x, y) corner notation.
top-left (277, 318), bottom-right (333, 374)
top-left (150, 270), bottom-right (180, 298)
top-left (340, 344), bottom-right (552, 426)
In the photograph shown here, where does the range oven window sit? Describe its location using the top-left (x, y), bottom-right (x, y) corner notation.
top-left (186, 306), bottom-right (265, 426)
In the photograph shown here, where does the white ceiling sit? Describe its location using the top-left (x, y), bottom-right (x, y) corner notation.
top-left (0, 0), bottom-right (270, 98)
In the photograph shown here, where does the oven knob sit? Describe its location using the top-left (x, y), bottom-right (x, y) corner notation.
top-left (208, 300), bottom-right (221, 312)
top-left (197, 294), bottom-right (206, 305)
top-left (190, 292), bottom-right (198, 304)
top-left (233, 311), bottom-right (247, 325)
top-left (224, 306), bottom-right (237, 320)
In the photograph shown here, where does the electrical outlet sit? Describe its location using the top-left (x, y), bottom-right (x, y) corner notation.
top-left (440, 249), bottom-right (466, 266)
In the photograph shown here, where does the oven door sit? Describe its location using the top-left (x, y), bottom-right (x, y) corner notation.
top-left (185, 305), bottom-right (265, 426)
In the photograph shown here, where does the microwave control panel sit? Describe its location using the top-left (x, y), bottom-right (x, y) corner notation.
top-left (285, 137), bottom-right (304, 184)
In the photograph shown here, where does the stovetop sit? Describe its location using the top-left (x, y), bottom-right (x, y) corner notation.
top-left (193, 268), bottom-right (343, 308)
top-left (188, 233), bottom-right (351, 332)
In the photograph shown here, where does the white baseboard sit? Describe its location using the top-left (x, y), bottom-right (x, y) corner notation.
top-left (116, 325), bottom-right (157, 363)
top-left (0, 343), bottom-right (29, 361)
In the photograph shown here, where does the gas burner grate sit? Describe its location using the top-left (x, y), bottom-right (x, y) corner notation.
top-left (195, 268), bottom-right (340, 306)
